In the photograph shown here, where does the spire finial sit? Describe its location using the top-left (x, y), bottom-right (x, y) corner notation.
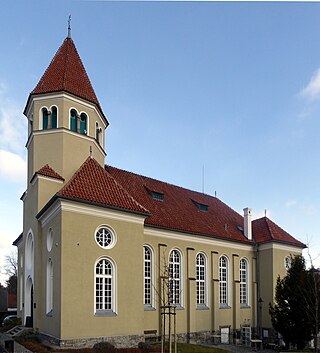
top-left (67, 15), bottom-right (72, 38)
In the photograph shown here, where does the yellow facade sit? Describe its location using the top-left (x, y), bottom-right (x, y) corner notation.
top-left (15, 36), bottom-right (304, 348)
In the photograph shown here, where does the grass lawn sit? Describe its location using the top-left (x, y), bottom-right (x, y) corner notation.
top-left (13, 335), bottom-right (231, 353)
top-left (175, 343), bottom-right (229, 353)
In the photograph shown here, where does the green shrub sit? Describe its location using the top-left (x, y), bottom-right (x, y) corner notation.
top-left (3, 317), bottom-right (21, 328)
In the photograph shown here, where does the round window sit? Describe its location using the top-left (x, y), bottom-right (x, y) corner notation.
top-left (47, 228), bottom-right (53, 252)
top-left (95, 227), bottom-right (115, 249)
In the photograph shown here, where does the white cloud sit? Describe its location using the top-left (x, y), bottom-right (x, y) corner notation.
top-left (300, 68), bottom-right (320, 101)
top-left (0, 102), bottom-right (26, 155)
top-left (0, 149), bottom-right (26, 182)
top-left (285, 200), bottom-right (297, 208)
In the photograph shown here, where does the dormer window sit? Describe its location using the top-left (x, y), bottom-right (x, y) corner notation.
top-left (192, 200), bottom-right (208, 212)
top-left (151, 191), bottom-right (164, 201)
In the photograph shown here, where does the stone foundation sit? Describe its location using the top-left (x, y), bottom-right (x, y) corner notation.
top-left (40, 333), bottom-right (144, 349)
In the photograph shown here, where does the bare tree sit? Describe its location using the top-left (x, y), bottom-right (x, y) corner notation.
top-left (2, 249), bottom-right (18, 278)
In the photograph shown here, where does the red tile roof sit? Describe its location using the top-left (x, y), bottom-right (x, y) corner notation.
top-left (57, 158), bottom-right (149, 215)
top-left (107, 166), bottom-right (250, 243)
top-left (36, 164), bottom-right (64, 181)
top-left (50, 158), bottom-right (304, 248)
top-left (252, 217), bottom-right (305, 247)
top-left (25, 37), bottom-right (106, 121)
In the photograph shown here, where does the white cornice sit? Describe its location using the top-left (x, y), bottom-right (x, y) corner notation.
top-left (258, 242), bottom-right (303, 252)
top-left (144, 228), bottom-right (253, 251)
top-left (26, 92), bottom-right (108, 127)
top-left (39, 200), bottom-right (61, 228)
top-left (60, 201), bottom-right (146, 224)
top-left (26, 128), bottom-right (106, 157)
top-left (39, 199), bottom-right (146, 227)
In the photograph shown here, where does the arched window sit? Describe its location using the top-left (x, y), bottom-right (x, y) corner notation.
top-left (80, 113), bottom-right (87, 135)
top-left (144, 246), bottom-right (153, 307)
top-left (285, 256), bottom-right (291, 270)
top-left (240, 258), bottom-right (248, 305)
top-left (46, 258), bottom-right (53, 314)
top-left (70, 109), bottom-right (78, 132)
top-left (42, 108), bottom-right (49, 130)
top-left (25, 232), bottom-right (34, 272)
top-left (95, 258), bottom-right (115, 313)
top-left (196, 253), bottom-right (206, 306)
top-left (51, 106), bottom-right (57, 129)
top-left (219, 256), bottom-right (228, 306)
top-left (169, 250), bottom-right (182, 305)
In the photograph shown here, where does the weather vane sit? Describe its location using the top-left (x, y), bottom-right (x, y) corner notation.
top-left (68, 15), bottom-right (72, 38)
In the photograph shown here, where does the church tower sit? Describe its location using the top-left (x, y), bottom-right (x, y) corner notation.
top-left (18, 31), bottom-right (108, 328)
top-left (24, 32), bottom-right (108, 185)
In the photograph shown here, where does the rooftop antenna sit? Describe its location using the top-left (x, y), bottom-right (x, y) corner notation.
top-left (67, 15), bottom-right (72, 38)
top-left (90, 145), bottom-right (92, 159)
top-left (264, 209), bottom-right (267, 217)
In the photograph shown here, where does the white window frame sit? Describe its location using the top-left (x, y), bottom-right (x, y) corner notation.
top-left (50, 105), bottom-right (59, 129)
top-left (46, 258), bottom-right (53, 315)
top-left (94, 225), bottom-right (117, 249)
top-left (169, 249), bottom-right (183, 307)
top-left (94, 257), bottom-right (117, 315)
top-left (47, 227), bottom-right (53, 252)
top-left (79, 110), bottom-right (89, 135)
top-left (143, 245), bottom-right (155, 309)
top-left (240, 258), bottom-right (249, 306)
top-left (285, 256), bottom-right (291, 270)
top-left (219, 255), bottom-right (229, 307)
top-left (196, 252), bottom-right (208, 307)
top-left (39, 106), bottom-right (48, 130)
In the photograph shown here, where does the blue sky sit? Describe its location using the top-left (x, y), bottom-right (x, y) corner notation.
top-left (1, 1), bottom-right (320, 283)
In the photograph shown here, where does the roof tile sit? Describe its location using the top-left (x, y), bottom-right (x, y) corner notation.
top-left (53, 159), bottom-right (304, 247)
top-left (252, 217), bottom-right (305, 247)
top-left (57, 158), bottom-right (149, 215)
top-left (36, 164), bottom-right (64, 181)
top-left (30, 37), bottom-right (105, 119)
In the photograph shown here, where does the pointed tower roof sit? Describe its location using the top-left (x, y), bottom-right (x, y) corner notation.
top-left (24, 37), bottom-right (107, 122)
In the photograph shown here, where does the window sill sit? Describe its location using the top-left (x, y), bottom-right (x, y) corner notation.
top-left (95, 310), bottom-right (117, 317)
top-left (175, 305), bottom-right (184, 310)
top-left (196, 304), bottom-right (209, 310)
top-left (240, 304), bottom-right (251, 309)
top-left (144, 305), bottom-right (156, 311)
top-left (219, 304), bottom-right (231, 309)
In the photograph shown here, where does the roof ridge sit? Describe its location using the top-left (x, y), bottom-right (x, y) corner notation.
top-left (103, 165), bottom-right (150, 215)
top-left (62, 38), bottom-right (70, 89)
top-left (265, 217), bottom-right (277, 240)
top-left (106, 164), bottom-right (218, 200)
top-left (58, 158), bottom-right (150, 215)
top-left (25, 36), bottom-right (107, 122)
top-left (107, 164), bottom-right (247, 229)
top-left (36, 164), bottom-right (64, 181)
